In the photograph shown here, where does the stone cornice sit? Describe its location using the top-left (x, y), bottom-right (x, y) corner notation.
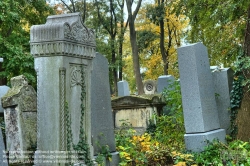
top-left (30, 13), bottom-right (96, 58)
top-left (30, 41), bottom-right (95, 59)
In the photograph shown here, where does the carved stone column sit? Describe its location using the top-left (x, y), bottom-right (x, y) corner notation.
top-left (30, 13), bottom-right (95, 166)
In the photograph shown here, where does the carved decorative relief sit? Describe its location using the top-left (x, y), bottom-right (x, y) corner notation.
top-left (70, 66), bottom-right (82, 88)
top-left (64, 21), bottom-right (95, 45)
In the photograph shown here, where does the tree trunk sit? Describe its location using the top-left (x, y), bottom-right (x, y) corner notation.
top-left (159, 0), bottom-right (168, 75)
top-left (126, 0), bottom-right (144, 95)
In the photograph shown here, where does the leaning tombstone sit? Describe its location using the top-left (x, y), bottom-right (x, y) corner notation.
top-left (117, 80), bottom-right (130, 97)
top-left (1, 75), bottom-right (37, 164)
top-left (91, 52), bottom-right (119, 165)
top-left (143, 80), bottom-right (157, 95)
top-left (177, 43), bottom-right (226, 152)
top-left (211, 66), bottom-right (234, 134)
top-left (31, 13), bottom-right (97, 165)
top-left (157, 75), bottom-right (175, 93)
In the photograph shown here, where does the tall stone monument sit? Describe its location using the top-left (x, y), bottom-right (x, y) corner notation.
top-left (177, 43), bottom-right (226, 152)
top-left (30, 13), bottom-right (96, 165)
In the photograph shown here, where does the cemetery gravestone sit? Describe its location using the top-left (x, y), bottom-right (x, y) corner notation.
top-left (0, 86), bottom-right (10, 114)
top-left (211, 67), bottom-right (234, 134)
top-left (0, 128), bottom-right (8, 166)
top-left (143, 80), bottom-right (157, 95)
top-left (177, 43), bottom-right (226, 152)
top-left (31, 13), bottom-right (95, 165)
top-left (1, 75), bottom-right (37, 164)
top-left (117, 80), bottom-right (130, 97)
top-left (91, 52), bottom-right (119, 164)
top-left (157, 75), bottom-right (175, 93)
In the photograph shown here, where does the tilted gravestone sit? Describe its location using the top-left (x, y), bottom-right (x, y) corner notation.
top-left (117, 80), bottom-right (130, 97)
top-left (211, 67), bottom-right (234, 134)
top-left (91, 52), bottom-right (119, 164)
top-left (177, 43), bottom-right (226, 152)
top-left (157, 75), bottom-right (175, 93)
top-left (1, 75), bottom-right (37, 164)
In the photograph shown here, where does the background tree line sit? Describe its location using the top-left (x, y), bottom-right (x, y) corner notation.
top-left (1, 0), bottom-right (250, 97)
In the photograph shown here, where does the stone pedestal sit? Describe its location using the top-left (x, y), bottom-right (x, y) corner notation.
top-left (31, 13), bottom-right (96, 165)
top-left (177, 43), bottom-right (226, 152)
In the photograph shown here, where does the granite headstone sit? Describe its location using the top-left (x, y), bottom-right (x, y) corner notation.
top-left (91, 52), bottom-right (119, 165)
top-left (117, 80), bottom-right (130, 97)
top-left (157, 75), bottom-right (175, 93)
top-left (177, 43), bottom-right (226, 152)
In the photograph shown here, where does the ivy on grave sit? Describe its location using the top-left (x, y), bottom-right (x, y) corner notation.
top-left (65, 65), bottom-right (94, 166)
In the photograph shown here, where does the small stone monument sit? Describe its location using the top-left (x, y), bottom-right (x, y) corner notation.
top-left (1, 75), bottom-right (37, 163)
top-left (157, 75), bottom-right (175, 93)
top-left (177, 43), bottom-right (226, 152)
top-left (143, 80), bottom-right (157, 95)
top-left (117, 80), bottom-right (130, 97)
top-left (211, 67), bottom-right (234, 134)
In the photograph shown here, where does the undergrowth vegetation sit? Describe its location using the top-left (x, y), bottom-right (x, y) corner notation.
top-left (114, 81), bottom-right (250, 166)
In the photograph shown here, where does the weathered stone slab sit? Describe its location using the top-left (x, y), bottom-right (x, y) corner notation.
top-left (177, 43), bottom-right (220, 133)
top-left (91, 52), bottom-right (116, 155)
top-left (157, 75), bottom-right (175, 93)
top-left (0, 86), bottom-right (10, 114)
top-left (117, 80), bottom-right (130, 97)
top-left (211, 67), bottom-right (234, 134)
top-left (1, 75), bottom-right (37, 164)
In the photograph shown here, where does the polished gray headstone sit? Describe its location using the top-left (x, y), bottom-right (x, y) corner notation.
top-left (177, 43), bottom-right (226, 152)
top-left (157, 75), bottom-right (175, 93)
top-left (117, 80), bottom-right (130, 97)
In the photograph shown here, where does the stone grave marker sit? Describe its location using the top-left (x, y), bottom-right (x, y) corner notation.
top-left (31, 13), bottom-right (119, 165)
top-left (211, 67), bottom-right (234, 134)
top-left (157, 75), bottom-right (175, 93)
top-left (0, 128), bottom-right (8, 166)
top-left (143, 80), bottom-right (157, 94)
top-left (117, 80), bottom-right (130, 97)
top-left (0, 86), bottom-right (10, 114)
top-left (177, 43), bottom-right (226, 152)
top-left (91, 52), bottom-right (119, 164)
top-left (1, 75), bottom-right (37, 164)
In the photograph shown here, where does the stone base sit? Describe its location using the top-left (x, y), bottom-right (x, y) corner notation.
top-left (184, 129), bottom-right (226, 152)
top-left (93, 151), bottom-right (120, 166)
